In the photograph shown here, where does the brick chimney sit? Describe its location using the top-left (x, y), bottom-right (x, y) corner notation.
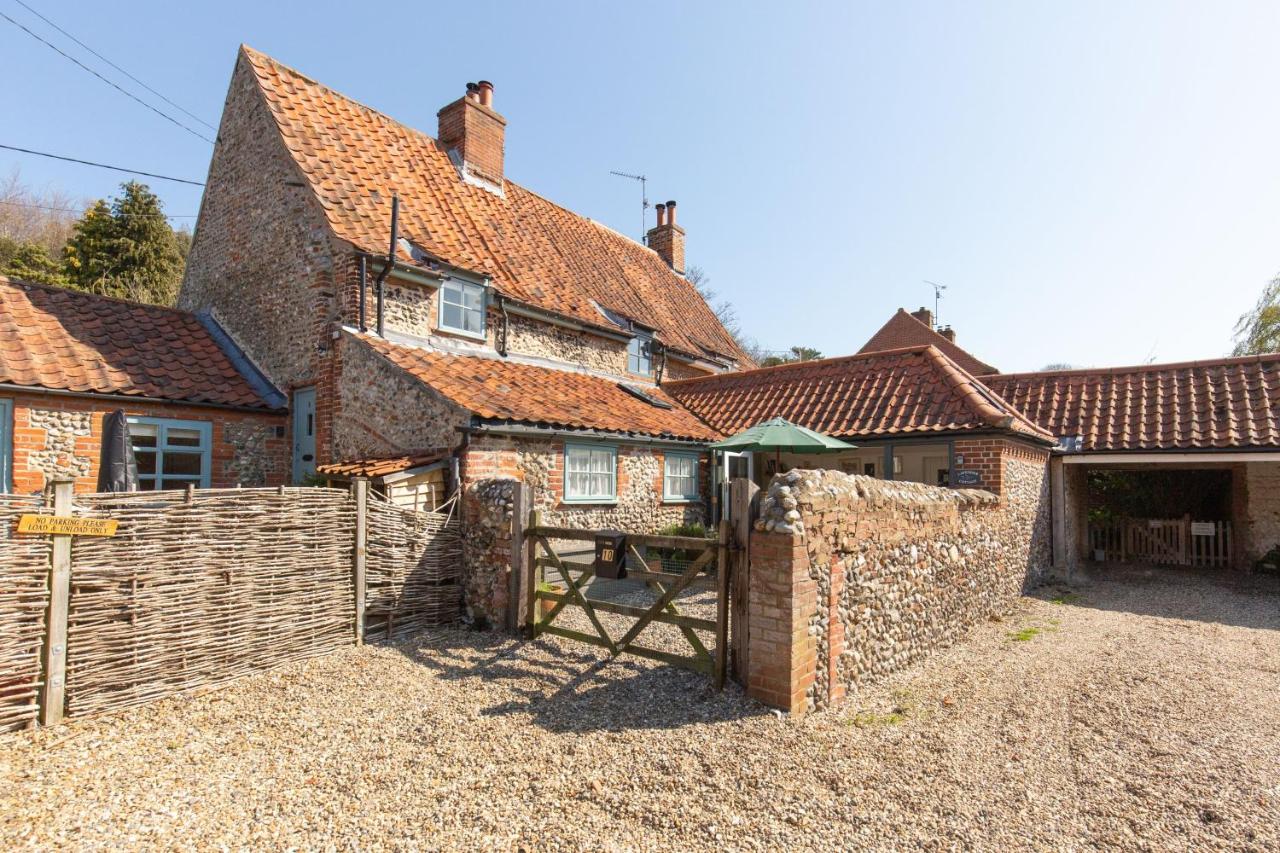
top-left (437, 80), bottom-right (506, 190)
top-left (646, 200), bottom-right (685, 274)
top-left (910, 306), bottom-right (934, 329)
top-left (938, 325), bottom-right (956, 342)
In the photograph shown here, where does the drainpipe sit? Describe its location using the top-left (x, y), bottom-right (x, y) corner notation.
top-left (357, 255), bottom-right (367, 332)
top-left (373, 194), bottom-right (399, 337)
top-left (497, 292), bottom-right (510, 357)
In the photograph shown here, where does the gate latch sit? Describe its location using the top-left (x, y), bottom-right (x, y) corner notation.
top-left (594, 531), bottom-right (627, 580)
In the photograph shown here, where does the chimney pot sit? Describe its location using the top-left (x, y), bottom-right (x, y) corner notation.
top-left (654, 203), bottom-right (666, 227)
top-left (665, 200), bottom-right (677, 225)
top-left (939, 325), bottom-right (956, 343)
top-left (477, 80), bottom-right (494, 107)
top-left (911, 306), bottom-right (934, 329)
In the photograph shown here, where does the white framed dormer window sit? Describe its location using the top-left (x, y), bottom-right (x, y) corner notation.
top-left (663, 451), bottom-right (700, 502)
top-left (564, 443), bottom-right (617, 503)
top-left (438, 277), bottom-right (486, 339)
top-left (627, 330), bottom-right (653, 376)
top-left (128, 417), bottom-right (212, 490)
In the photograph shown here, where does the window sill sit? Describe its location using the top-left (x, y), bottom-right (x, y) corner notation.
top-left (434, 325), bottom-right (488, 343)
top-left (560, 498), bottom-right (619, 507)
top-left (662, 498), bottom-right (700, 505)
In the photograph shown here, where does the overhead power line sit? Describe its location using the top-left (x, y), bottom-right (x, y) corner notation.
top-left (0, 199), bottom-right (196, 219)
top-left (12, 0), bottom-right (217, 133)
top-left (0, 9), bottom-right (214, 144)
top-left (0, 143), bottom-right (205, 186)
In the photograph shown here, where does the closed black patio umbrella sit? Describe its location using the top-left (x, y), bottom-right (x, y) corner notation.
top-left (96, 409), bottom-right (138, 492)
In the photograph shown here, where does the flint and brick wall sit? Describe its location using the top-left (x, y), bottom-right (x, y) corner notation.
top-left (459, 433), bottom-right (709, 623)
top-left (1241, 462), bottom-right (1280, 564)
top-left (747, 438), bottom-right (1051, 714)
top-left (4, 392), bottom-right (288, 494)
top-left (179, 50), bottom-right (350, 394)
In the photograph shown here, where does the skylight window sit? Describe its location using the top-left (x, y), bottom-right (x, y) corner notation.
top-left (617, 383), bottom-right (673, 409)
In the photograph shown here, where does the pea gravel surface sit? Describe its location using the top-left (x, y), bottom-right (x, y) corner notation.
top-left (3, 567), bottom-right (1277, 851)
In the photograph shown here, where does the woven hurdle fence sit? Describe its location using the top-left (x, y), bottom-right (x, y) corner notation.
top-left (0, 483), bottom-right (462, 731)
top-left (0, 494), bottom-right (53, 731)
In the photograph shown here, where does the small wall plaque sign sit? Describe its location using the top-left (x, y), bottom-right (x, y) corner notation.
top-left (954, 470), bottom-right (981, 486)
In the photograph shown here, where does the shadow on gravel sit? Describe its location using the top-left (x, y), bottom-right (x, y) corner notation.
top-left (1034, 565), bottom-right (1280, 631)
top-left (389, 630), bottom-right (763, 734)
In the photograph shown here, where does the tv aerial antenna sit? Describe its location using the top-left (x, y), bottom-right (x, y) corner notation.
top-left (610, 170), bottom-right (649, 242)
top-left (924, 280), bottom-right (947, 329)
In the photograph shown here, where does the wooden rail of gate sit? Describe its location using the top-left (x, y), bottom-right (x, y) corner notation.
top-left (523, 513), bottom-right (730, 688)
top-left (1088, 517), bottom-right (1233, 568)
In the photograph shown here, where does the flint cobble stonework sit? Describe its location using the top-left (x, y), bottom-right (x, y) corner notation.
top-left (5, 393), bottom-right (287, 494)
top-left (748, 441), bottom-right (1051, 714)
top-left (1243, 462), bottom-right (1280, 563)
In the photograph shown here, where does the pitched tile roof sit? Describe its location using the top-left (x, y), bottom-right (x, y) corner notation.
top-left (665, 345), bottom-right (1051, 442)
top-left (0, 277), bottom-right (282, 410)
top-left (356, 334), bottom-right (717, 441)
top-left (241, 46), bottom-right (747, 366)
top-left (859, 309), bottom-right (998, 376)
top-left (983, 355), bottom-right (1280, 451)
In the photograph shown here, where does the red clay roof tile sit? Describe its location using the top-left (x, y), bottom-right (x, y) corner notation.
top-left (860, 309), bottom-right (998, 376)
top-left (665, 345), bottom-right (1050, 442)
top-left (356, 334), bottom-right (717, 441)
top-left (241, 46), bottom-right (748, 366)
top-left (984, 356), bottom-right (1280, 451)
top-left (0, 276), bottom-right (279, 410)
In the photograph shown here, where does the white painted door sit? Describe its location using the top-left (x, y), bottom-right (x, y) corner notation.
top-left (291, 387), bottom-right (317, 483)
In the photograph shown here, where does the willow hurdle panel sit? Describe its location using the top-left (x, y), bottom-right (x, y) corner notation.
top-left (64, 488), bottom-right (358, 716)
top-left (364, 495), bottom-right (462, 641)
top-left (0, 494), bottom-right (52, 732)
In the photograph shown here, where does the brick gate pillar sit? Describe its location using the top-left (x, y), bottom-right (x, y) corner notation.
top-left (745, 530), bottom-right (818, 714)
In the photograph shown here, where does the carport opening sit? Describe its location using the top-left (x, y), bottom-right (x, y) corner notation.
top-left (1085, 468), bottom-right (1236, 569)
top-left (1087, 469), bottom-right (1232, 524)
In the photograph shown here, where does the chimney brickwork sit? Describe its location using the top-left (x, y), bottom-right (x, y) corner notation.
top-left (438, 81), bottom-right (506, 188)
top-left (646, 199), bottom-right (685, 273)
top-left (911, 307), bottom-right (934, 329)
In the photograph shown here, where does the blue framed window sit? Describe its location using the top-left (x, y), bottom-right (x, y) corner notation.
top-left (0, 398), bottom-right (12, 493)
top-left (564, 443), bottom-right (617, 503)
top-left (663, 452), bottom-right (700, 501)
top-left (627, 331), bottom-right (653, 376)
top-left (127, 417), bottom-right (212, 490)
top-left (438, 277), bottom-right (486, 338)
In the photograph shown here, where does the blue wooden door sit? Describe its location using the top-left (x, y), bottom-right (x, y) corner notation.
top-left (291, 387), bottom-right (317, 483)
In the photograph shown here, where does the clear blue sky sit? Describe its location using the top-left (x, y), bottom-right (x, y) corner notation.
top-left (4, 0), bottom-right (1278, 372)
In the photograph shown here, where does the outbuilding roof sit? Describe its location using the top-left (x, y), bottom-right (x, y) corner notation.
top-left (859, 309), bottom-right (999, 376)
top-left (983, 355), bottom-right (1280, 451)
top-left (357, 334), bottom-right (718, 442)
top-left (0, 277), bottom-right (283, 410)
top-left (240, 46), bottom-right (747, 367)
top-left (665, 345), bottom-right (1051, 442)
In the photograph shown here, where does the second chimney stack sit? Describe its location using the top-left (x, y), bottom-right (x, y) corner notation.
top-left (438, 80), bottom-right (506, 189)
top-left (646, 199), bottom-right (685, 273)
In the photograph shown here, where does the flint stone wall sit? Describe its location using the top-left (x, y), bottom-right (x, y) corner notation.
top-left (751, 457), bottom-right (1050, 713)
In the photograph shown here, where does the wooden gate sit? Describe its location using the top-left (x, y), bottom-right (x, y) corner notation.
top-left (523, 512), bottom-right (730, 688)
top-left (1088, 517), bottom-right (1233, 568)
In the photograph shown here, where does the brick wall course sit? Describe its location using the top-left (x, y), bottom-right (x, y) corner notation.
top-left (4, 391), bottom-right (287, 494)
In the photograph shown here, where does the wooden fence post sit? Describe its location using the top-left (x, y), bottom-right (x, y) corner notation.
top-left (525, 509), bottom-right (541, 636)
top-left (729, 478), bottom-right (759, 686)
top-left (40, 480), bottom-right (74, 726)
top-left (507, 482), bottom-right (531, 632)
top-left (714, 519), bottom-right (730, 690)
top-left (353, 478), bottom-right (368, 645)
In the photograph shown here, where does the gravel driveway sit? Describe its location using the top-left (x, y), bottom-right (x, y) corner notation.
top-left (2, 567), bottom-right (1277, 851)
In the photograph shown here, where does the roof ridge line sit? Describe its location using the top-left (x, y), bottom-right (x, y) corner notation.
top-left (662, 344), bottom-right (936, 388)
top-left (988, 351), bottom-right (1280, 380)
top-left (0, 275), bottom-right (198, 319)
top-left (920, 346), bottom-right (1052, 439)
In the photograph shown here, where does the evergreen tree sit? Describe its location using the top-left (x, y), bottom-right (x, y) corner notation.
top-left (0, 236), bottom-right (68, 285)
top-left (63, 182), bottom-right (185, 305)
